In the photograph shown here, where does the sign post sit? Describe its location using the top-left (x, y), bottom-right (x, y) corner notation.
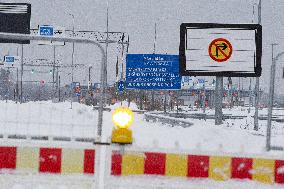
top-left (215, 77), bottom-right (223, 125)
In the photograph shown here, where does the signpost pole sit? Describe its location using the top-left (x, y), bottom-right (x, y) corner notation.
top-left (151, 23), bottom-right (157, 111)
top-left (52, 46), bottom-right (56, 100)
top-left (202, 81), bottom-right (206, 114)
top-left (70, 14), bottom-right (75, 109)
top-left (266, 44), bottom-right (276, 151)
top-left (215, 76), bottom-right (223, 125)
top-left (20, 44), bottom-right (23, 103)
top-left (248, 78), bottom-right (252, 113)
top-left (164, 92), bottom-right (167, 113)
top-left (16, 67), bottom-right (18, 103)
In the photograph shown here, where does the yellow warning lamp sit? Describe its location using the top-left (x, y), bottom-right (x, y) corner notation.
top-left (111, 107), bottom-right (134, 144)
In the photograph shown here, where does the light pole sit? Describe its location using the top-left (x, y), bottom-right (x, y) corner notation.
top-left (52, 46), bottom-right (56, 99)
top-left (88, 65), bottom-right (92, 90)
top-left (20, 44), bottom-right (24, 103)
top-left (266, 44), bottom-right (284, 151)
top-left (253, 0), bottom-right (262, 131)
top-left (69, 13), bottom-right (75, 109)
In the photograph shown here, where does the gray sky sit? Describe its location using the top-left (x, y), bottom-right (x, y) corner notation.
top-left (1, 0), bottom-right (284, 94)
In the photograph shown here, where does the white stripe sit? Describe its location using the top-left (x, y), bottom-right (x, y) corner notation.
top-left (0, 8), bottom-right (28, 11)
top-left (0, 6), bottom-right (28, 9)
top-left (0, 5), bottom-right (28, 8)
top-left (0, 11), bottom-right (28, 14)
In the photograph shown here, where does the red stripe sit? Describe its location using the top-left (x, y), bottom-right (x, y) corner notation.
top-left (231, 157), bottom-right (253, 180)
top-left (0, 147), bottom-right (16, 169)
top-left (144, 152), bottom-right (166, 175)
top-left (39, 148), bottom-right (62, 173)
top-left (84, 149), bottom-right (95, 174)
top-left (111, 151), bottom-right (122, 175)
top-left (187, 155), bottom-right (209, 178)
top-left (275, 160), bottom-right (284, 184)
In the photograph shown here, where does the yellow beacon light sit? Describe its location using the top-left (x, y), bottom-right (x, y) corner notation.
top-left (111, 107), bottom-right (134, 144)
top-left (112, 107), bottom-right (134, 129)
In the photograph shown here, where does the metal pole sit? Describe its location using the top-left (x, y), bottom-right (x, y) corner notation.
top-left (56, 65), bottom-right (59, 100)
top-left (154, 23), bottom-right (157, 53)
top-left (20, 44), bottom-right (23, 103)
top-left (58, 75), bottom-right (61, 102)
top-left (254, 0), bottom-right (261, 131)
top-left (248, 78), bottom-right (252, 113)
top-left (202, 81), bottom-right (206, 114)
top-left (215, 76), bottom-right (223, 125)
top-left (151, 23), bottom-right (157, 111)
top-left (104, 5), bottom-right (109, 102)
top-left (70, 13), bottom-right (75, 109)
top-left (266, 43), bottom-right (278, 151)
top-left (238, 77), bottom-right (241, 102)
top-left (94, 5), bottom-right (110, 189)
top-left (16, 67), bottom-right (18, 103)
top-left (88, 66), bottom-right (92, 90)
top-left (164, 92), bottom-right (167, 113)
top-left (52, 46), bottom-right (56, 99)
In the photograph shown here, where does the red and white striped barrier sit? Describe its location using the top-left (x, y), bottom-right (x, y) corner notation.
top-left (0, 146), bottom-right (95, 174)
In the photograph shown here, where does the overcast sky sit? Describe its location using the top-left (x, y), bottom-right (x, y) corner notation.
top-left (1, 0), bottom-right (284, 94)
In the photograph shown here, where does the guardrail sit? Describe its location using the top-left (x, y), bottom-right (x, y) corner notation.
top-left (144, 113), bottom-right (193, 128)
top-left (151, 112), bottom-right (284, 123)
top-left (1, 134), bottom-right (95, 143)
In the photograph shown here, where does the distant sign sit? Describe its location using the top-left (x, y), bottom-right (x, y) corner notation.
top-left (71, 82), bottom-right (80, 88)
top-left (39, 25), bottom-right (53, 36)
top-left (117, 80), bottom-right (125, 92)
top-left (38, 25), bottom-right (65, 46)
top-left (4, 55), bottom-right (20, 67)
top-left (126, 54), bottom-right (181, 90)
top-left (181, 76), bottom-right (193, 90)
top-left (180, 23), bottom-right (262, 77)
top-left (93, 83), bottom-right (100, 90)
top-left (0, 3), bottom-right (31, 44)
top-left (4, 56), bottom-right (15, 63)
top-left (73, 83), bottom-right (81, 97)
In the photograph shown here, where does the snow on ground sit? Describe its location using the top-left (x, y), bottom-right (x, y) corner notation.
top-left (0, 100), bottom-right (97, 138)
top-left (1, 174), bottom-right (284, 189)
top-left (0, 100), bottom-right (284, 188)
top-left (0, 100), bottom-right (283, 156)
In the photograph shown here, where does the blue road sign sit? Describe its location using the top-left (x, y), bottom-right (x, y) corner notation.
top-left (117, 80), bottom-right (125, 92)
top-left (126, 54), bottom-right (181, 90)
top-left (198, 79), bottom-right (205, 84)
top-left (4, 56), bottom-right (15, 63)
top-left (39, 25), bottom-right (54, 36)
top-left (93, 83), bottom-right (100, 90)
top-left (71, 82), bottom-right (80, 88)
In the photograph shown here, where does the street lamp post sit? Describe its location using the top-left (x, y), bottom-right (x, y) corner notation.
top-left (253, 0), bottom-right (262, 131)
top-left (88, 65), bottom-right (92, 91)
top-left (266, 44), bottom-right (284, 151)
top-left (69, 13), bottom-right (75, 109)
